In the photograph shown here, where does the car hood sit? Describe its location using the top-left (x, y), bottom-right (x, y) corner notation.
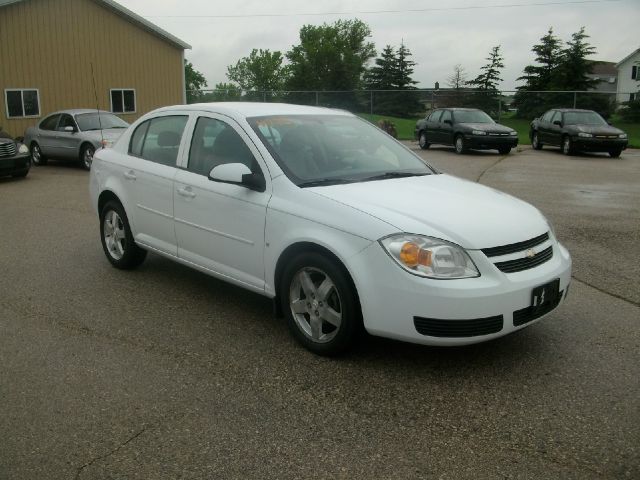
top-left (82, 128), bottom-right (127, 141)
top-left (459, 122), bottom-right (514, 133)
top-left (308, 174), bottom-right (548, 249)
top-left (567, 124), bottom-right (625, 136)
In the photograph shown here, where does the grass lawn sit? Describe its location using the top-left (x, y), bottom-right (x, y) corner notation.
top-left (359, 112), bottom-right (640, 148)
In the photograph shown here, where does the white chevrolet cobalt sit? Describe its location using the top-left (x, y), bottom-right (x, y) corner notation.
top-left (89, 103), bottom-right (571, 355)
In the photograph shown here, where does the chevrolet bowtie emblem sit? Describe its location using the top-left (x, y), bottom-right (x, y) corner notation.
top-left (525, 248), bottom-right (536, 258)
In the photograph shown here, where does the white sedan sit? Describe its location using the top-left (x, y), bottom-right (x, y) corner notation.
top-left (89, 103), bottom-right (571, 355)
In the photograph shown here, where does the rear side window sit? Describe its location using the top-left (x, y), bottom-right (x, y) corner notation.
top-left (128, 115), bottom-right (188, 166)
top-left (187, 117), bottom-right (258, 176)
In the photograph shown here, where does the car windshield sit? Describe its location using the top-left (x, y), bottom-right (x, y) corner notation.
top-left (563, 111), bottom-right (607, 126)
top-left (75, 113), bottom-right (129, 131)
top-left (453, 110), bottom-right (494, 124)
top-left (248, 115), bottom-right (435, 186)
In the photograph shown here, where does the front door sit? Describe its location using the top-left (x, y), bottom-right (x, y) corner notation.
top-left (50, 113), bottom-right (81, 159)
top-left (174, 115), bottom-right (270, 290)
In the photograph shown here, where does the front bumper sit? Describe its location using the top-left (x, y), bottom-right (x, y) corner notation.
top-left (0, 153), bottom-right (31, 176)
top-left (464, 134), bottom-right (518, 150)
top-left (572, 136), bottom-right (627, 152)
top-left (349, 238), bottom-right (572, 346)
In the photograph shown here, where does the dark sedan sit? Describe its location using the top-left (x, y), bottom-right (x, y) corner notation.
top-left (530, 109), bottom-right (628, 157)
top-left (414, 108), bottom-right (518, 154)
top-left (0, 129), bottom-right (31, 179)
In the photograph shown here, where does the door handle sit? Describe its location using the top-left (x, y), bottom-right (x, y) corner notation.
top-left (123, 170), bottom-right (137, 180)
top-left (177, 186), bottom-right (196, 198)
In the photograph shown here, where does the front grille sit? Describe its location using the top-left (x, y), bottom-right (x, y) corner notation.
top-left (482, 232), bottom-right (549, 257)
top-left (494, 246), bottom-right (553, 273)
top-left (0, 141), bottom-right (17, 158)
top-left (414, 315), bottom-right (503, 337)
top-left (488, 132), bottom-right (509, 136)
top-left (513, 290), bottom-right (563, 326)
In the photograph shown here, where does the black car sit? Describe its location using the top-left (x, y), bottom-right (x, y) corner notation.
top-left (414, 108), bottom-right (518, 154)
top-left (529, 109), bottom-right (628, 158)
top-left (0, 129), bottom-right (31, 179)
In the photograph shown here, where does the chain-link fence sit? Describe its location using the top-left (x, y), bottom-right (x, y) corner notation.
top-left (188, 88), bottom-right (635, 122)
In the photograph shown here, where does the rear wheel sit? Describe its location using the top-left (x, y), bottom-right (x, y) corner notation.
top-left (561, 136), bottom-right (574, 155)
top-left (454, 134), bottom-right (467, 154)
top-left (608, 149), bottom-right (622, 158)
top-left (498, 146), bottom-right (511, 155)
top-left (531, 131), bottom-right (543, 150)
top-left (80, 144), bottom-right (95, 170)
top-left (418, 131), bottom-right (430, 150)
top-left (280, 253), bottom-right (361, 356)
top-left (100, 200), bottom-right (147, 269)
top-left (31, 142), bottom-right (47, 166)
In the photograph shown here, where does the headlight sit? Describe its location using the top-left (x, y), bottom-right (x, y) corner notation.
top-left (471, 130), bottom-right (487, 136)
top-left (619, 133), bottom-right (627, 139)
top-left (18, 143), bottom-right (29, 154)
top-left (577, 132), bottom-right (593, 138)
top-left (100, 139), bottom-right (114, 148)
top-left (380, 234), bottom-right (480, 279)
top-left (509, 131), bottom-right (518, 136)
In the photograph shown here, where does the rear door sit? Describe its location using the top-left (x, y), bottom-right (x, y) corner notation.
top-left (537, 110), bottom-right (555, 144)
top-left (173, 114), bottom-right (271, 290)
top-left (35, 114), bottom-right (60, 156)
top-left (546, 111), bottom-right (563, 146)
top-left (438, 110), bottom-right (454, 145)
top-left (123, 113), bottom-right (190, 255)
top-left (424, 110), bottom-right (442, 144)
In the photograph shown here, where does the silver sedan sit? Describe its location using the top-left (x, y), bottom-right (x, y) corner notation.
top-left (24, 109), bottom-right (129, 170)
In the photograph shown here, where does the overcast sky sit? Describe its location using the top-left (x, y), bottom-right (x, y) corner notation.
top-left (124, 0), bottom-right (639, 91)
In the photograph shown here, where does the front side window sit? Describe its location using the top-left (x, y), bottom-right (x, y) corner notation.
top-left (188, 117), bottom-right (258, 176)
top-left (128, 115), bottom-right (187, 166)
top-left (57, 114), bottom-right (76, 131)
top-left (248, 115), bottom-right (434, 186)
top-left (5, 89), bottom-right (40, 118)
top-left (110, 89), bottom-right (136, 114)
top-left (440, 110), bottom-right (452, 124)
top-left (541, 110), bottom-right (555, 122)
top-left (40, 114), bottom-right (61, 131)
top-left (550, 111), bottom-right (561, 124)
top-left (428, 110), bottom-right (442, 122)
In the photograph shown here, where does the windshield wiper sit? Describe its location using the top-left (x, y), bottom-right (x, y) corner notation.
top-left (298, 178), bottom-right (357, 188)
top-left (359, 171), bottom-right (429, 182)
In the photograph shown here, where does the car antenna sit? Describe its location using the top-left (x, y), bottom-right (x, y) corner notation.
top-left (90, 62), bottom-right (105, 147)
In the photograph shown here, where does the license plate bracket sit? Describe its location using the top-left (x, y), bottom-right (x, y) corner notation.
top-left (531, 278), bottom-right (560, 311)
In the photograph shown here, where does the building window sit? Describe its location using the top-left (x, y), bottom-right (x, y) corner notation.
top-left (110, 89), bottom-right (136, 114)
top-left (631, 93), bottom-right (637, 102)
top-left (632, 65), bottom-right (638, 80)
top-left (4, 89), bottom-right (40, 118)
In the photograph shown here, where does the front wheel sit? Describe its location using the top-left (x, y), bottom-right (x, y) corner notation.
top-left (609, 149), bottom-right (622, 158)
top-left (561, 136), bottom-right (574, 156)
top-left (498, 146), bottom-right (511, 155)
top-left (80, 144), bottom-right (95, 170)
top-left (418, 131), bottom-right (430, 150)
top-left (31, 142), bottom-right (47, 166)
top-left (280, 253), bottom-right (361, 356)
top-left (531, 131), bottom-right (543, 150)
top-left (100, 200), bottom-right (147, 269)
top-left (454, 135), bottom-right (467, 154)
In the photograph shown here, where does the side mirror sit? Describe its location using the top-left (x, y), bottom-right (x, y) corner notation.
top-left (64, 126), bottom-right (76, 133)
top-left (444, 119), bottom-right (453, 126)
top-left (553, 120), bottom-right (562, 127)
top-left (209, 163), bottom-right (265, 192)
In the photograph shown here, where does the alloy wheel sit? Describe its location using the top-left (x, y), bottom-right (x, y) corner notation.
top-left (103, 210), bottom-right (126, 260)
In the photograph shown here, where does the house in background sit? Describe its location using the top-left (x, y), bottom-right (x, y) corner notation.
top-left (586, 61), bottom-right (617, 93)
top-left (0, 0), bottom-right (190, 138)
top-left (616, 47), bottom-right (640, 103)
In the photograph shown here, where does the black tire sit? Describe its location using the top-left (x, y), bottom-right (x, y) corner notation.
top-left (418, 131), bottom-right (430, 150)
top-left (531, 131), bottom-right (543, 150)
top-left (99, 200), bottom-right (147, 269)
top-left (454, 134), bottom-right (467, 154)
top-left (30, 142), bottom-right (47, 166)
top-left (608, 149), bottom-right (622, 158)
top-left (280, 252), bottom-right (361, 356)
top-left (498, 146), bottom-right (511, 155)
top-left (80, 144), bottom-right (95, 170)
top-left (561, 135), bottom-right (574, 156)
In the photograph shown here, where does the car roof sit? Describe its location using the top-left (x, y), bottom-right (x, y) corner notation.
top-left (151, 102), bottom-right (354, 119)
top-left (44, 109), bottom-right (113, 116)
top-left (551, 108), bottom-right (595, 113)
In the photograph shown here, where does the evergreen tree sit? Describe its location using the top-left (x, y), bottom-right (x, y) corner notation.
top-left (466, 46), bottom-right (504, 115)
top-left (555, 27), bottom-right (598, 91)
top-left (365, 45), bottom-right (396, 90)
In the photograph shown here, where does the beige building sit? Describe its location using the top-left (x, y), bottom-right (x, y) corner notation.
top-left (0, 0), bottom-right (190, 138)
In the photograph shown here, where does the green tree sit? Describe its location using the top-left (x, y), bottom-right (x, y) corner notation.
top-left (200, 83), bottom-right (243, 102)
top-left (286, 19), bottom-right (376, 109)
top-left (184, 60), bottom-right (208, 103)
top-left (554, 27), bottom-right (598, 91)
top-left (466, 45), bottom-right (505, 115)
top-left (365, 45), bottom-right (396, 90)
top-left (226, 49), bottom-right (288, 100)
